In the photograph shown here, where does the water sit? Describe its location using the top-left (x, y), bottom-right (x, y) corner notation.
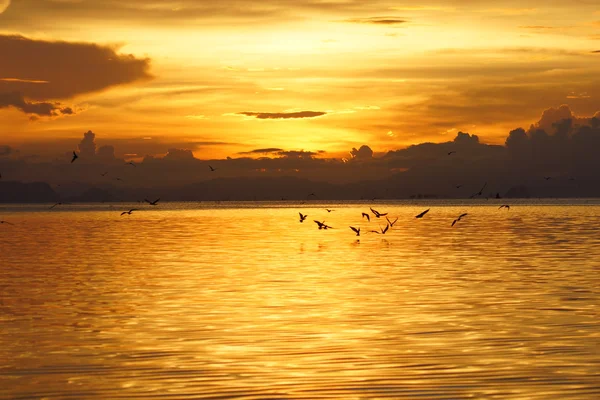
top-left (1, 200), bottom-right (600, 399)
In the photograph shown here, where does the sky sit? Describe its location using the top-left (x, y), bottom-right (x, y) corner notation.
top-left (1, 0), bottom-right (600, 162)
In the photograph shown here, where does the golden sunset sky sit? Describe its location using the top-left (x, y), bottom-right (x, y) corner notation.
top-left (1, 0), bottom-right (600, 159)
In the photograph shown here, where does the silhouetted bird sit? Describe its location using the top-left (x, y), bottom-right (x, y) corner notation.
top-left (499, 205), bottom-right (510, 210)
top-left (125, 162), bottom-right (136, 167)
top-left (448, 151), bottom-right (456, 155)
top-left (325, 209), bottom-right (335, 213)
top-left (415, 208), bottom-right (430, 218)
top-left (370, 207), bottom-right (387, 218)
top-left (144, 198), bottom-right (160, 206)
top-left (121, 209), bottom-right (138, 216)
top-left (469, 182), bottom-right (487, 198)
top-left (314, 220), bottom-right (333, 230)
top-left (0, 220), bottom-right (14, 225)
top-left (299, 212), bottom-right (307, 222)
top-left (71, 151), bottom-right (78, 163)
top-left (114, 178), bottom-right (123, 181)
top-left (307, 193), bottom-right (317, 199)
top-left (544, 176), bottom-right (552, 180)
top-left (386, 216), bottom-right (398, 227)
top-left (350, 226), bottom-right (360, 236)
top-left (101, 171), bottom-right (108, 176)
top-left (209, 165), bottom-right (217, 172)
top-left (362, 212), bottom-right (370, 222)
top-left (371, 224), bottom-right (389, 234)
top-left (451, 213), bottom-right (468, 227)
top-left (456, 185), bottom-right (463, 189)
top-left (49, 202), bottom-right (63, 209)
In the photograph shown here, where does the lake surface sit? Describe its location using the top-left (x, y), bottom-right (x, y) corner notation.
top-left (1, 200), bottom-right (600, 399)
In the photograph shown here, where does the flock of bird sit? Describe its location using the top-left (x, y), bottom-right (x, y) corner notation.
top-left (298, 204), bottom-right (511, 238)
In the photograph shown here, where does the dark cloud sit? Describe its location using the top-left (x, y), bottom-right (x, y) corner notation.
top-left (0, 91), bottom-right (72, 117)
top-left (349, 145), bottom-right (373, 161)
top-left (239, 148), bottom-right (284, 155)
top-left (343, 17), bottom-right (407, 25)
top-left (0, 35), bottom-right (151, 106)
top-left (239, 111), bottom-right (326, 119)
top-left (592, 50), bottom-right (600, 53)
top-left (0, 145), bottom-right (12, 156)
top-left (163, 148), bottom-right (196, 161)
top-left (78, 130), bottom-right (97, 158)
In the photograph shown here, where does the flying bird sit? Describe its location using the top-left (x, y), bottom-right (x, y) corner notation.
top-left (370, 207), bottom-right (388, 218)
top-left (451, 213), bottom-right (468, 227)
top-left (544, 176), bottom-right (552, 180)
top-left (469, 182), bottom-right (488, 198)
top-left (125, 162), bottom-right (136, 167)
top-left (71, 151), bottom-right (78, 163)
top-left (350, 226), bottom-right (360, 236)
top-left (114, 177), bottom-right (123, 181)
top-left (144, 198), bottom-right (160, 206)
top-left (49, 202), bottom-right (63, 209)
top-left (455, 185), bottom-right (463, 189)
top-left (371, 224), bottom-right (390, 234)
top-left (299, 212), bottom-right (307, 222)
top-left (362, 212), bottom-right (370, 222)
top-left (209, 165), bottom-right (217, 172)
top-left (499, 205), bottom-right (510, 210)
top-left (0, 220), bottom-right (14, 225)
top-left (306, 192), bottom-right (317, 199)
top-left (121, 209), bottom-right (138, 216)
top-left (386, 216), bottom-right (398, 227)
top-left (325, 209), bottom-right (335, 213)
top-left (314, 220), bottom-right (333, 230)
top-left (415, 209), bottom-right (430, 219)
top-left (100, 171), bottom-right (109, 177)
top-left (448, 151), bottom-right (456, 155)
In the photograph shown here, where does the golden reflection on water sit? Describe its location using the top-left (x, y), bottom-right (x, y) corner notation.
top-left (1, 201), bottom-right (600, 399)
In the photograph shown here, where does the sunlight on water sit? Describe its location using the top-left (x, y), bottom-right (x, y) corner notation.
top-left (1, 200), bottom-right (600, 399)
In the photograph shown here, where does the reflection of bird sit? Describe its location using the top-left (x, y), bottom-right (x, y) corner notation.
top-left (71, 151), bottom-right (78, 163)
top-left (209, 165), bottom-right (217, 172)
top-left (144, 198), bottom-right (160, 206)
top-left (370, 207), bottom-right (387, 218)
top-left (499, 204), bottom-right (510, 210)
top-left (362, 212), bottom-right (370, 222)
top-left (469, 182), bottom-right (487, 198)
top-left (350, 226), bottom-right (360, 236)
top-left (386, 216), bottom-right (398, 227)
top-left (415, 209), bottom-right (430, 218)
top-left (448, 151), bottom-right (456, 155)
top-left (299, 212), bottom-right (307, 222)
top-left (451, 213), bottom-right (468, 227)
top-left (314, 220), bottom-right (333, 230)
top-left (121, 209), bottom-right (138, 216)
top-left (1, 220), bottom-right (14, 225)
top-left (49, 202), bottom-right (63, 209)
top-left (325, 208), bottom-right (335, 213)
top-left (125, 162), bottom-right (136, 167)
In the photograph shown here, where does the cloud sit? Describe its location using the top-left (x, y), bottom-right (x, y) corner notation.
top-left (238, 111), bottom-right (326, 119)
top-left (239, 148), bottom-right (284, 155)
top-left (78, 130), bottom-right (97, 158)
top-left (0, 0), bottom-right (9, 15)
top-left (163, 148), bottom-right (196, 161)
top-left (343, 17), bottom-right (407, 25)
top-left (349, 145), bottom-right (373, 161)
top-left (593, 50), bottom-right (600, 53)
top-left (0, 35), bottom-right (151, 112)
top-left (0, 91), bottom-right (72, 117)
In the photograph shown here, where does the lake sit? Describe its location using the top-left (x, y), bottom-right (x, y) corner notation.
top-left (1, 200), bottom-right (600, 399)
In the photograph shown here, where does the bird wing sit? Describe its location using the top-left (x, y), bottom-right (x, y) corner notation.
top-left (120, 212), bottom-right (127, 216)
top-left (451, 219), bottom-right (457, 227)
top-left (459, 213), bottom-right (468, 219)
top-left (350, 226), bottom-right (359, 234)
top-left (153, 198), bottom-right (160, 204)
top-left (382, 224), bottom-right (389, 234)
top-left (144, 199), bottom-right (150, 204)
top-left (370, 207), bottom-right (379, 216)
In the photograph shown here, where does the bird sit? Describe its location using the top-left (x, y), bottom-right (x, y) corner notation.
top-left (362, 212), bottom-right (371, 222)
top-left (299, 212), bottom-right (307, 222)
top-left (306, 192), bottom-right (317, 199)
top-left (386, 216), bottom-right (398, 227)
top-left (499, 205), bottom-right (510, 210)
top-left (314, 220), bottom-right (333, 230)
top-left (0, 220), bottom-right (14, 225)
top-left (415, 208), bottom-right (430, 218)
top-left (125, 162), bottom-right (136, 167)
top-left (371, 224), bottom-right (389, 234)
top-left (71, 151), bottom-right (78, 163)
top-left (100, 171), bottom-right (109, 177)
top-left (144, 198), bottom-right (160, 206)
top-left (469, 182), bottom-right (488, 198)
top-left (325, 209), bottom-right (335, 213)
top-left (350, 226), bottom-right (360, 236)
top-left (451, 213), bottom-right (468, 227)
top-left (544, 176), bottom-right (552, 180)
top-left (114, 177), bottom-right (123, 181)
top-left (455, 184), bottom-right (463, 189)
top-left (370, 207), bottom-right (388, 218)
top-left (121, 209), bottom-right (138, 216)
top-left (49, 202), bottom-right (63, 209)
top-left (448, 151), bottom-right (456, 155)
top-left (209, 165), bottom-right (217, 172)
